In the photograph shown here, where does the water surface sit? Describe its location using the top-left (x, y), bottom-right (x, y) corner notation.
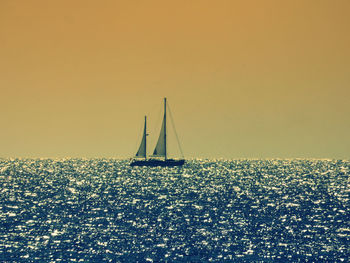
top-left (0, 159), bottom-right (349, 262)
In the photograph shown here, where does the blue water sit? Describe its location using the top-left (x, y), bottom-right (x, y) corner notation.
top-left (0, 159), bottom-right (349, 262)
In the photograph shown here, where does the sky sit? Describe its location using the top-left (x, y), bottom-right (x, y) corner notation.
top-left (0, 0), bottom-right (349, 159)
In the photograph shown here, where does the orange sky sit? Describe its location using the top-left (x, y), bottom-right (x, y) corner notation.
top-left (0, 0), bottom-right (349, 158)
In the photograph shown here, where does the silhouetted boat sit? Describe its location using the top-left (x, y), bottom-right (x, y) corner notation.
top-left (130, 98), bottom-right (185, 167)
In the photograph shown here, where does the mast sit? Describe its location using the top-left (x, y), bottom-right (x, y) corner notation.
top-left (164, 97), bottom-right (167, 160)
top-left (144, 115), bottom-right (147, 160)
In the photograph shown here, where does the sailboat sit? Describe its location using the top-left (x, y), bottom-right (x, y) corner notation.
top-left (130, 98), bottom-right (185, 167)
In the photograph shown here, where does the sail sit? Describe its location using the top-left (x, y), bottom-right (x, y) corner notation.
top-left (135, 117), bottom-right (147, 158)
top-left (135, 132), bottom-right (146, 157)
top-left (153, 116), bottom-right (166, 157)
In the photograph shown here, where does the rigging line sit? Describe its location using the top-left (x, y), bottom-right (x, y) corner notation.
top-left (167, 102), bottom-right (185, 158)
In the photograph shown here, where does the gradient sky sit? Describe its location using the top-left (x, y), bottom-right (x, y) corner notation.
top-left (1, 0), bottom-right (349, 159)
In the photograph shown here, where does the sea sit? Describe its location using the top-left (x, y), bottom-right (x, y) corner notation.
top-left (0, 158), bottom-right (349, 262)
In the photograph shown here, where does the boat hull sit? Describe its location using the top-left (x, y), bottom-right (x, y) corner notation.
top-left (130, 159), bottom-right (185, 167)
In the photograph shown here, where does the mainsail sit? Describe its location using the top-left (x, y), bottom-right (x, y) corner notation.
top-left (152, 116), bottom-right (166, 157)
top-left (135, 116), bottom-right (147, 158)
top-left (153, 98), bottom-right (167, 158)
